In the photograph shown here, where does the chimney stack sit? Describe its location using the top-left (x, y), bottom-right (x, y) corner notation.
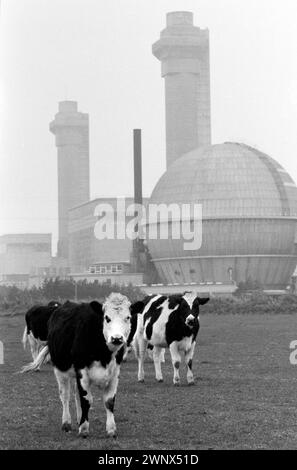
top-left (50, 101), bottom-right (90, 259)
top-left (133, 129), bottom-right (143, 207)
top-left (152, 11), bottom-right (211, 168)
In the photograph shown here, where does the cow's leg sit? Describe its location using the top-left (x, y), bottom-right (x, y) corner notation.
top-left (28, 332), bottom-right (38, 361)
top-left (37, 341), bottom-right (50, 364)
top-left (76, 368), bottom-right (93, 437)
top-left (103, 366), bottom-right (120, 438)
top-left (28, 333), bottom-right (42, 371)
top-left (134, 335), bottom-right (147, 382)
top-left (73, 380), bottom-right (82, 425)
top-left (54, 368), bottom-right (72, 431)
top-left (185, 340), bottom-right (196, 385)
top-left (160, 348), bottom-right (165, 363)
top-left (122, 344), bottom-right (129, 362)
top-left (153, 346), bottom-right (164, 382)
top-left (169, 341), bottom-right (182, 386)
top-left (36, 340), bottom-right (43, 362)
top-left (147, 344), bottom-right (154, 361)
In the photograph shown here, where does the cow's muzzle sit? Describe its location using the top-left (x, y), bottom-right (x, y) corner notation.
top-left (110, 335), bottom-right (124, 346)
top-left (185, 315), bottom-right (195, 328)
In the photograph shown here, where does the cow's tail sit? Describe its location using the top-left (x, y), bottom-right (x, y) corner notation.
top-left (22, 326), bottom-right (28, 350)
top-left (20, 345), bottom-right (49, 373)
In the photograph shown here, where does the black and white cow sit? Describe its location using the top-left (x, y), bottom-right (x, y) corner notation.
top-left (22, 301), bottom-right (61, 365)
top-left (21, 293), bottom-right (142, 438)
top-left (132, 292), bottom-right (209, 386)
top-left (123, 318), bottom-right (165, 363)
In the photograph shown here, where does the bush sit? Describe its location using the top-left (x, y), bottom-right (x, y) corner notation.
top-left (0, 279), bottom-right (145, 313)
top-left (1, 279), bottom-right (297, 315)
top-left (203, 292), bottom-right (297, 315)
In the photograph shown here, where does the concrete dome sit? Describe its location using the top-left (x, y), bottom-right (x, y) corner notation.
top-left (147, 143), bottom-right (297, 288)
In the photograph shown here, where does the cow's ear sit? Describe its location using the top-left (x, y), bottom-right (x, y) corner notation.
top-left (90, 300), bottom-right (103, 314)
top-left (197, 297), bottom-right (210, 305)
top-left (130, 301), bottom-right (145, 315)
top-left (192, 296), bottom-right (210, 313)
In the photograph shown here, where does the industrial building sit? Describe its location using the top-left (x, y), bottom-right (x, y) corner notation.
top-left (63, 11), bottom-right (297, 291)
top-left (146, 12), bottom-right (297, 290)
top-left (148, 143), bottom-right (297, 288)
top-left (68, 196), bottom-right (149, 285)
top-left (0, 234), bottom-right (52, 288)
top-left (1, 11), bottom-right (297, 292)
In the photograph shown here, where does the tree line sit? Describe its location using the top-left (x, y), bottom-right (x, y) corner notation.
top-left (1, 278), bottom-right (297, 315)
top-left (0, 278), bottom-right (145, 312)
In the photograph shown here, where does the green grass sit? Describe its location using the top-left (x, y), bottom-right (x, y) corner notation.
top-left (1, 313), bottom-right (297, 449)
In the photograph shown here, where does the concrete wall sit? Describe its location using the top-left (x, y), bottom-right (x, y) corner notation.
top-left (137, 282), bottom-right (237, 296)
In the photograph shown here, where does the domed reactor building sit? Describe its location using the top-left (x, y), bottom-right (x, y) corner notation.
top-left (147, 11), bottom-right (297, 290)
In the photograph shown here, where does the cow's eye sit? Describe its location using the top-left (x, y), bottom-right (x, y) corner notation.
top-left (105, 315), bottom-right (111, 323)
top-left (126, 315), bottom-right (131, 321)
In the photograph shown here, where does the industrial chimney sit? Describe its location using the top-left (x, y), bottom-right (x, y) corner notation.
top-left (152, 11), bottom-right (211, 168)
top-left (50, 101), bottom-right (90, 259)
top-left (131, 129), bottom-right (143, 272)
top-left (133, 129), bottom-right (143, 208)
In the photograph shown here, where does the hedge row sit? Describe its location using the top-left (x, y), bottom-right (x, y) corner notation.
top-left (1, 280), bottom-right (297, 315)
top-left (203, 291), bottom-right (297, 315)
top-left (0, 278), bottom-right (145, 312)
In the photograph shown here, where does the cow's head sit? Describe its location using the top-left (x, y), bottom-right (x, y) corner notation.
top-left (182, 292), bottom-right (210, 328)
top-left (93, 293), bottom-right (143, 351)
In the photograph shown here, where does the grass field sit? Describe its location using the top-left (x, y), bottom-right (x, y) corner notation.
top-left (1, 312), bottom-right (297, 450)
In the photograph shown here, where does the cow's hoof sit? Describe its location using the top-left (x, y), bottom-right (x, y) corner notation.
top-left (107, 430), bottom-right (117, 439)
top-left (61, 422), bottom-right (72, 432)
top-left (138, 378), bottom-right (144, 383)
top-left (187, 380), bottom-right (195, 386)
top-left (173, 381), bottom-right (180, 387)
top-left (157, 378), bottom-right (163, 383)
top-left (34, 369), bottom-right (41, 373)
top-left (79, 422), bottom-right (89, 438)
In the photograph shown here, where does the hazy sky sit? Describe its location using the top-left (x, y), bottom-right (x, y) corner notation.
top-left (0, 0), bottom-right (297, 254)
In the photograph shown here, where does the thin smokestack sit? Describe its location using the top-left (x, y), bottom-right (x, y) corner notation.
top-left (132, 129), bottom-right (143, 272)
top-left (133, 129), bottom-right (143, 207)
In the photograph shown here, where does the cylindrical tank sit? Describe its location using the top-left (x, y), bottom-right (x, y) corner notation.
top-left (147, 143), bottom-right (297, 288)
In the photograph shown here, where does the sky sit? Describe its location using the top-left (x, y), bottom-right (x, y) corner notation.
top-left (0, 0), bottom-right (297, 255)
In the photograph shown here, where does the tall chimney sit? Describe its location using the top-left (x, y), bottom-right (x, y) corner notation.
top-left (131, 129), bottom-right (144, 273)
top-left (50, 101), bottom-right (90, 259)
top-left (133, 129), bottom-right (143, 207)
top-left (152, 11), bottom-right (211, 168)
